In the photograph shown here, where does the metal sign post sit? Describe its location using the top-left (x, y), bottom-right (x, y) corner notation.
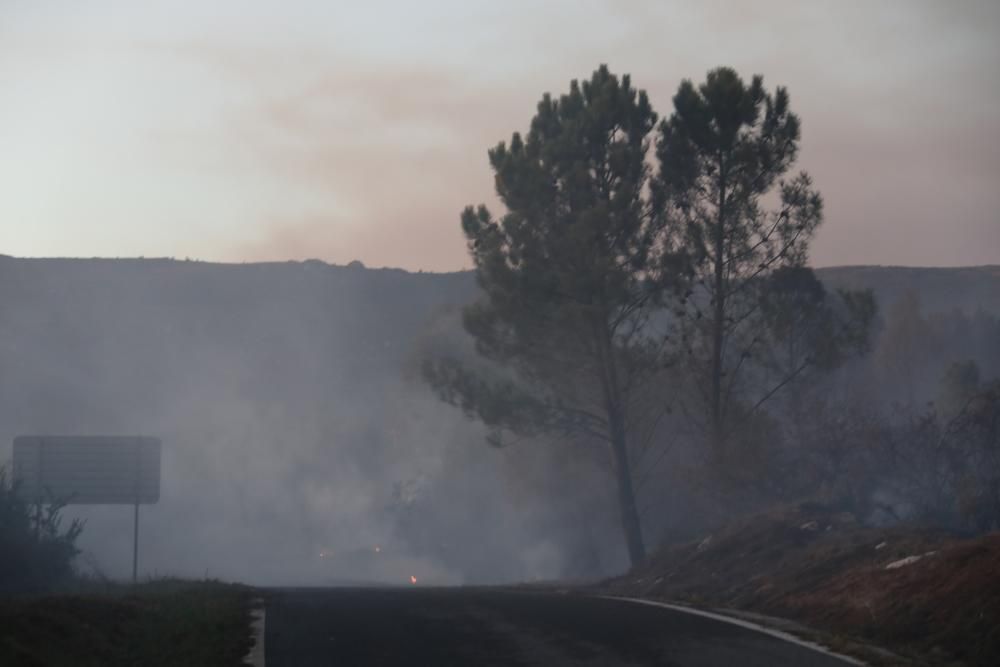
top-left (132, 437), bottom-right (141, 583)
top-left (133, 500), bottom-right (140, 583)
top-left (12, 436), bottom-right (161, 583)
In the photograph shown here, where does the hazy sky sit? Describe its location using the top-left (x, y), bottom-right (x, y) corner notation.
top-left (1, 0), bottom-right (998, 270)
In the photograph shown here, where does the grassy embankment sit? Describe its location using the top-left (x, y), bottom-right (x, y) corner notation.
top-left (0, 579), bottom-right (255, 667)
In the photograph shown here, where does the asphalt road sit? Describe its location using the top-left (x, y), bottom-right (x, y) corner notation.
top-left (263, 587), bottom-right (855, 666)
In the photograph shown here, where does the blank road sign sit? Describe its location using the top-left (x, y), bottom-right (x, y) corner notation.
top-left (12, 436), bottom-right (161, 505)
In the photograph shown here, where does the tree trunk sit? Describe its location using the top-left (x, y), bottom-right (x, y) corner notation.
top-left (609, 410), bottom-right (646, 566)
top-left (709, 157), bottom-right (727, 454)
top-left (594, 315), bottom-right (646, 567)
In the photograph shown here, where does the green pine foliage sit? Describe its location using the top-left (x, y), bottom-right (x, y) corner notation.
top-left (653, 67), bottom-right (872, 454)
top-left (424, 66), bottom-right (672, 565)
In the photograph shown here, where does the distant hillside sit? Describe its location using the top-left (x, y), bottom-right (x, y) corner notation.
top-left (0, 255), bottom-right (996, 584)
top-left (816, 264), bottom-right (1000, 316)
top-left (0, 256), bottom-right (497, 584)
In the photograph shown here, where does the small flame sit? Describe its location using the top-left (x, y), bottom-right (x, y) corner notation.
top-left (410, 575), bottom-right (417, 585)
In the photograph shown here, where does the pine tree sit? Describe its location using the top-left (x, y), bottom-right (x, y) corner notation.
top-left (424, 66), bottom-right (667, 565)
top-left (653, 68), bottom-right (867, 454)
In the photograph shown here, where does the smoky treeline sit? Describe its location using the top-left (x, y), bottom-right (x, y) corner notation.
top-left (0, 257), bottom-right (996, 584)
top-left (1, 254), bottom-right (677, 583)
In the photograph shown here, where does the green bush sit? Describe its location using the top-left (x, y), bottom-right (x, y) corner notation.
top-left (0, 467), bottom-right (84, 593)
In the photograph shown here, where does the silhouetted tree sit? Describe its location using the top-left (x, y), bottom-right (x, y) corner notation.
top-left (653, 68), bottom-right (871, 455)
top-left (424, 66), bottom-right (670, 566)
top-left (757, 267), bottom-right (875, 405)
top-left (876, 290), bottom-right (935, 405)
top-left (938, 359), bottom-right (982, 418)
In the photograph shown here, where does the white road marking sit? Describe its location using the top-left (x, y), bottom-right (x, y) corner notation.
top-left (597, 596), bottom-right (865, 666)
top-left (244, 598), bottom-right (266, 667)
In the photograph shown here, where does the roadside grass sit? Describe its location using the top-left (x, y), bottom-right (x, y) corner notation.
top-left (0, 579), bottom-right (255, 667)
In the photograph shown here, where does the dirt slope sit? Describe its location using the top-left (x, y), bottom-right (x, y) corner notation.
top-left (602, 504), bottom-right (1000, 666)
